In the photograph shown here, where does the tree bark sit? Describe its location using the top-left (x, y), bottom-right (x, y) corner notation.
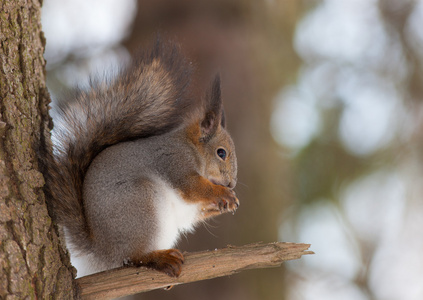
top-left (77, 242), bottom-right (313, 300)
top-left (0, 0), bottom-right (76, 299)
top-left (0, 1), bottom-right (306, 299)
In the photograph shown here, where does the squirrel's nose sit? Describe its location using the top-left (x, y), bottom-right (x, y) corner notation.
top-left (209, 177), bottom-right (236, 189)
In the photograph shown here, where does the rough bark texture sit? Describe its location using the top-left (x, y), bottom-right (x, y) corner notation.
top-left (0, 0), bottom-right (76, 299)
top-left (77, 242), bottom-right (313, 300)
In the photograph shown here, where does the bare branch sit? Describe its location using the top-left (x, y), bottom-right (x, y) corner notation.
top-left (76, 242), bottom-right (313, 299)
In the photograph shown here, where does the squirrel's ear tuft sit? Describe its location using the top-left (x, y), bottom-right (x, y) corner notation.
top-left (200, 74), bottom-right (223, 142)
top-left (220, 109), bottom-right (226, 128)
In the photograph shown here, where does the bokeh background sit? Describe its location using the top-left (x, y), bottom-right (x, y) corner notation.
top-left (42, 0), bottom-right (423, 299)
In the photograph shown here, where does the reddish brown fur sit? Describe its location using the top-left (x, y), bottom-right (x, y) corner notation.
top-left (129, 249), bottom-right (185, 277)
top-left (179, 175), bottom-right (239, 219)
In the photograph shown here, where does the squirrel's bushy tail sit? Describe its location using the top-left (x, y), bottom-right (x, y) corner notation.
top-left (44, 41), bottom-right (193, 253)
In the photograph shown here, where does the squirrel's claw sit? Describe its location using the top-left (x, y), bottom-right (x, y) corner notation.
top-left (210, 189), bottom-right (239, 215)
top-left (128, 249), bottom-right (185, 277)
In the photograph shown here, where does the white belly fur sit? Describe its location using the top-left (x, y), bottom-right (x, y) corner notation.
top-left (154, 180), bottom-right (200, 250)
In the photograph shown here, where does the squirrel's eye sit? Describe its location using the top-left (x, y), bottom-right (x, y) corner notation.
top-left (217, 148), bottom-right (227, 160)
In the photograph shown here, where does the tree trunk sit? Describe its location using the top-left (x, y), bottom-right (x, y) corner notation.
top-left (0, 1), bottom-right (76, 298)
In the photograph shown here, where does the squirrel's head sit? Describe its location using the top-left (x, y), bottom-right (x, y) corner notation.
top-left (187, 74), bottom-right (238, 189)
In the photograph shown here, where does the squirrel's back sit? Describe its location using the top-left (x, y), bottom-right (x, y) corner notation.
top-left (45, 40), bottom-right (195, 254)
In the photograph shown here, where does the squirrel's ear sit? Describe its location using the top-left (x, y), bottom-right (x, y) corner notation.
top-left (220, 109), bottom-right (226, 128)
top-left (200, 74), bottom-right (224, 141)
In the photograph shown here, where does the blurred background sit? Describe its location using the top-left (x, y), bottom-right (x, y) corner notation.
top-left (42, 0), bottom-right (423, 299)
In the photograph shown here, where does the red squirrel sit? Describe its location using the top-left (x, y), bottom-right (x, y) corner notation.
top-left (44, 40), bottom-right (239, 277)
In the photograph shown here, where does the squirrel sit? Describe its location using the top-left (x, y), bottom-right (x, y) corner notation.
top-left (43, 40), bottom-right (239, 278)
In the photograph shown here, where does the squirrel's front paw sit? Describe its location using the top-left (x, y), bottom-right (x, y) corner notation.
top-left (204, 188), bottom-right (239, 215)
top-left (217, 189), bottom-right (239, 213)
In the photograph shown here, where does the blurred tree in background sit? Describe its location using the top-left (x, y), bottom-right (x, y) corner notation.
top-left (42, 0), bottom-right (423, 299)
top-left (277, 1), bottom-right (423, 300)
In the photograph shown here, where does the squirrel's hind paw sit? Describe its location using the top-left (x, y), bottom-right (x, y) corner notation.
top-left (129, 249), bottom-right (185, 277)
